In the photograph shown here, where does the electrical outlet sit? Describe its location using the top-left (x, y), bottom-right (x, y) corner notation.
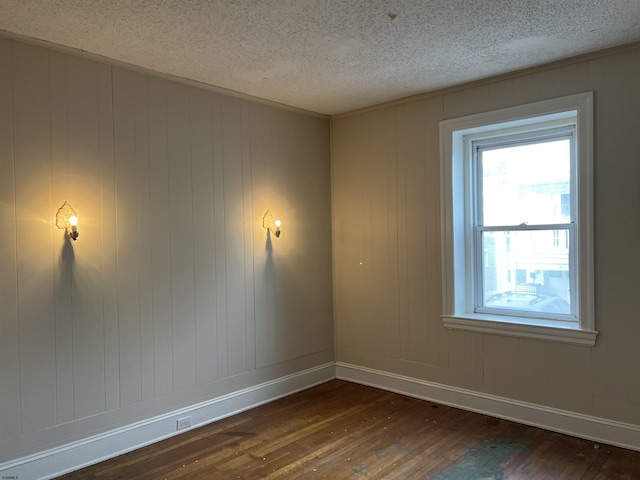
top-left (177, 416), bottom-right (192, 430)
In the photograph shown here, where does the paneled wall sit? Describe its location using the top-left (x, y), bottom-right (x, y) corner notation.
top-left (333, 46), bottom-right (640, 425)
top-left (0, 38), bottom-right (333, 463)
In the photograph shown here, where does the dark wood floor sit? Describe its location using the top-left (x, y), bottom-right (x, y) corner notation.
top-left (56, 380), bottom-right (640, 479)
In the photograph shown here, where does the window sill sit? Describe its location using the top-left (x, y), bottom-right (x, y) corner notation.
top-left (442, 314), bottom-right (597, 347)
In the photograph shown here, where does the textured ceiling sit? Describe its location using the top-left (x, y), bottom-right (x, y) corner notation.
top-left (1, 1), bottom-right (640, 115)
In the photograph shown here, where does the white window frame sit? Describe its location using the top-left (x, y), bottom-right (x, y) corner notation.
top-left (440, 92), bottom-right (596, 346)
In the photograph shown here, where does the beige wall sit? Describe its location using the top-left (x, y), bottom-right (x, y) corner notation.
top-left (0, 38), bottom-right (333, 463)
top-left (333, 46), bottom-right (640, 425)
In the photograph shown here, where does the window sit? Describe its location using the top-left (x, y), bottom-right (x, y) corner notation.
top-left (440, 93), bottom-right (596, 346)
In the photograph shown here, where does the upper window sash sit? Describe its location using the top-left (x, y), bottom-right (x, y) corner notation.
top-left (472, 125), bottom-right (577, 227)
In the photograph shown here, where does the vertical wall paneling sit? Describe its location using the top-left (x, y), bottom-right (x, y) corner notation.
top-left (512, 68), bottom-right (564, 107)
top-left (383, 107), bottom-right (402, 360)
top-left (515, 339), bottom-right (548, 407)
top-left (404, 100), bottom-right (433, 366)
top-left (304, 117), bottom-right (333, 355)
top-left (166, 82), bottom-right (197, 392)
top-left (147, 76), bottom-right (174, 397)
top-left (262, 108), bottom-right (285, 367)
top-left (588, 51), bottom-right (640, 420)
top-left (221, 96), bottom-right (247, 376)
top-left (443, 85), bottom-right (490, 120)
top-left (560, 62), bottom-right (589, 96)
top-left (445, 330), bottom-right (484, 392)
top-left (252, 109), bottom-right (333, 367)
top-left (368, 108), bottom-right (400, 358)
top-left (0, 38), bottom-right (21, 442)
top-left (282, 112), bottom-right (297, 359)
top-left (359, 112), bottom-right (374, 358)
top-left (281, 111), bottom-right (299, 361)
top-left (251, 105), bottom-right (269, 369)
top-left (66, 55), bottom-right (107, 418)
top-left (241, 101), bottom-right (256, 372)
top-left (211, 92), bottom-right (229, 380)
top-left (13, 42), bottom-right (57, 434)
top-left (287, 113), bottom-right (300, 358)
top-left (482, 335), bottom-right (522, 400)
top-left (133, 72), bottom-right (155, 401)
top-left (329, 115), bottom-right (347, 354)
top-left (546, 343), bottom-right (594, 414)
top-left (1, 37), bottom-right (333, 465)
top-left (583, 55), bottom-right (617, 411)
top-left (287, 114), bottom-right (333, 358)
top-left (98, 62), bottom-right (120, 411)
top-left (112, 67), bottom-right (142, 406)
top-left (333, 115), bottom-right (371, 354)
top-left (486, 79), bottom-right (515, 112)
top-left (285, 113), bottom-right (300, 358)
top-left (48, 50), bottom-right (74, 424)
top-left (190, 87), bottom-right (218, 386)
top-left (395, 105), bottom-right (411, 363)
top-left (333, 45), bottom-right (640, 427)
top-left (423, 97), bottom-right (448, 368)
top-left (632, 49), bottom-right (640, 406)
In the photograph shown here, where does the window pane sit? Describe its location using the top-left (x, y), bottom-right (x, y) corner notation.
top-left (480, 230), bottom-right (571, 315)
top-left (479, 139), bottom-right (571, 226)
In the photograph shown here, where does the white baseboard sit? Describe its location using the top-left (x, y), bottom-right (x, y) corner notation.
top-left (0, 363), bottom-right (335, 480)
top-left (336, 362), bottom-right (640, 452)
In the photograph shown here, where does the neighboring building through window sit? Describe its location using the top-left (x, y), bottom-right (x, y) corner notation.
top-left (440, 93), bottom-right (596, 346)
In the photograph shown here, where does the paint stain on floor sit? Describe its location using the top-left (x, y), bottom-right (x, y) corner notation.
top-left (432, 437), bottom-right (529, 480)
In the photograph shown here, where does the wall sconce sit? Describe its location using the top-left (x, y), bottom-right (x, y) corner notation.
top-left (263, 209), bottom-right (282, 238)
top-left (56, 201), bottom-right (80, 241)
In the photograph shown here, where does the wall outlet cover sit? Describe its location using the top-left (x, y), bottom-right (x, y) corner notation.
top-left (177, 417), bottom-right (192, 430)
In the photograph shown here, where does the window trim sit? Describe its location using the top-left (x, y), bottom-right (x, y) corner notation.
top-left (440, 92), bottom-right (596, 346)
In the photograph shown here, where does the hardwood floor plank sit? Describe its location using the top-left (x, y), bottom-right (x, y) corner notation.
top-left (55, 380), bottom-right (640, 479)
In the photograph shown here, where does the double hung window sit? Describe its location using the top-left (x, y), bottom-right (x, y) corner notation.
top-left (440, 93), bottom-right (596, 346)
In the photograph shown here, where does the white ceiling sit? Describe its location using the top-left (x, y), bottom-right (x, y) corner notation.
top-left (1, 1), bottom-right (640, 115)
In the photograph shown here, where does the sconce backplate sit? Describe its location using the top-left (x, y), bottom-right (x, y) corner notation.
top-left (56, 201), bottom-right (77, 232)
top-left (263, 209), bottom-right (278, 236)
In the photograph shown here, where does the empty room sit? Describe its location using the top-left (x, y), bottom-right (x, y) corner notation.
top-left (1, 1), bottom-right (640, 478)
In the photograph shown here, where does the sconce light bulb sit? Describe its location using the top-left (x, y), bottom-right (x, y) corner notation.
top-left (68, 215), bottom-right (79, 240)
top-left (274, 219), bottom-right (281, 228)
